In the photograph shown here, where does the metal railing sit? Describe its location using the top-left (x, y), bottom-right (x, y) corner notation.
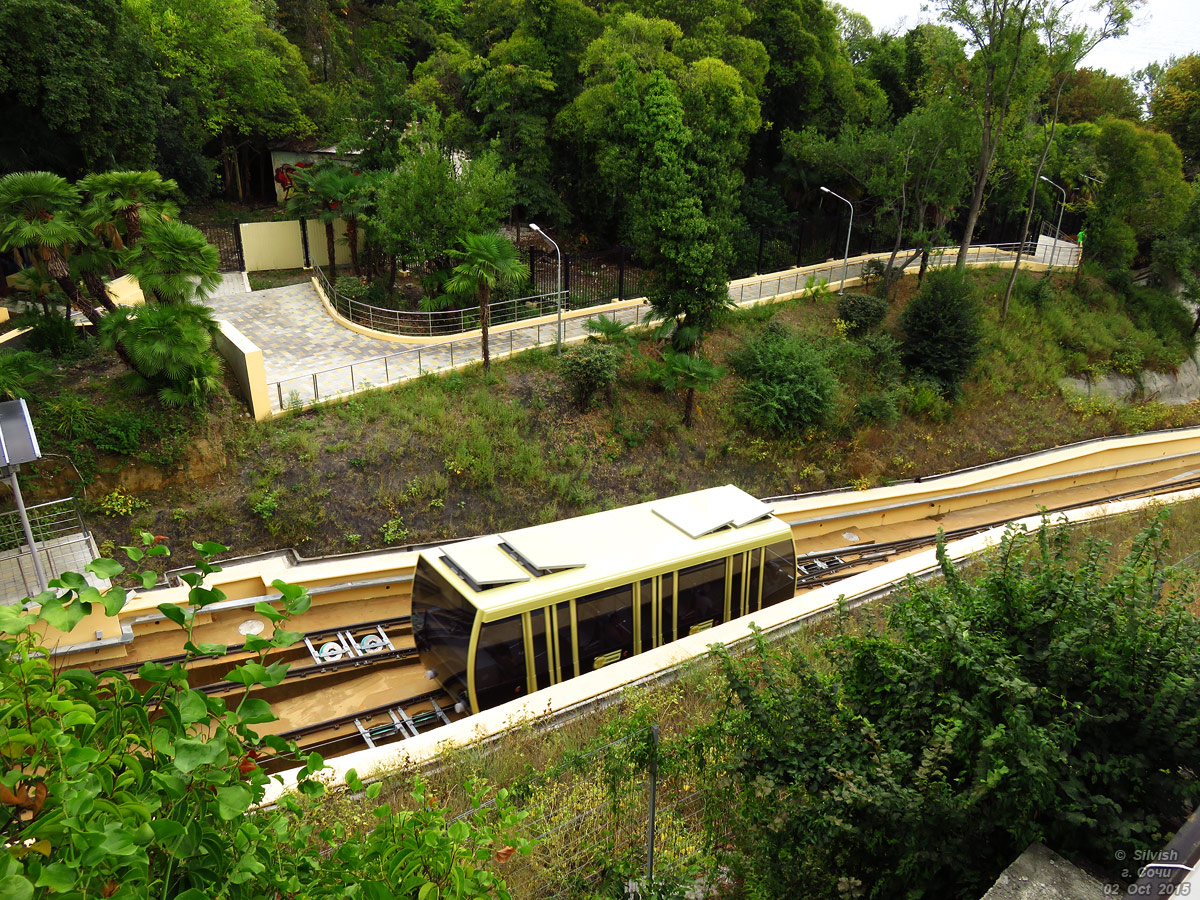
top-left (270, 302), bottom-right (652, 412)
top-left (274, 239), bottom-right (1076, 414)
top-left (0, 498), bottom-right (93, 604)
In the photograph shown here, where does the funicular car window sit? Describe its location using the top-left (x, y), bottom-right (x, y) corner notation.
top-left (412, 559), bottom-right (475, 703)
top-left (475, 616), bottom-right (527, 710)
top-left (529, 608), bottom-right (551, 690)
top-left (575, 585), bottom-right (634, 673)
top-left (676, 558), bottom-right (726, 637)
top-left (761, 539), bottom-right (797, 608)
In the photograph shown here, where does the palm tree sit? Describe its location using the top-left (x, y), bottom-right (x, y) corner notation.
top-left (98, 303), bottom-right (223, 408)
top-left (333, 169), bottom-right (372, 278)
top-left (444, 232), bottom-right (529, 371)
top-left (127, 219), bottom-right (220, 305)
top-left (287, 163), bottom-right (344, 270)
top-left (79, 170), bottom-right (179, 248)
top-left (0, 171), bottom-right (103, 325)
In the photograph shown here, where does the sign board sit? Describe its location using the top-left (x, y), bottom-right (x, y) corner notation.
top-left (0, 399), bottom-right (41, 467)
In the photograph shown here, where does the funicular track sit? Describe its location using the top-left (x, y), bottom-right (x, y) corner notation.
top-left (66, 428), bottom-right (1200, 764)
top-left (791, 471), bottom-right (1200, 590)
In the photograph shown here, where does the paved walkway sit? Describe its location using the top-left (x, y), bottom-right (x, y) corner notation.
top-left (206, 279), bottom-right (649, 412)
top-left (207, 239), bottom-right (1079, 415)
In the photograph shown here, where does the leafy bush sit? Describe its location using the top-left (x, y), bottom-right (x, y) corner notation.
top-left (0, 349), bottom-right (52, 400)
top-left (18, 310), bottom-right (83, 356)
top-left (93, 487), bottom-right (149, 517)
top-left (711, 517), bottom-right (1200, 900)
top-left (899, 269), bottom-right (982, 394)
top-left (380, 515), bottom-right (411, 544)
top-left (859, 331), bottom-right (904, 384)
top-left (99, 303), bottom-right (223, 408)
top-left (855, 390), bottom-right (900, 426)
top-left (559, 343), bottom-right (620, 410)
top-left (730, 324), bottom-right (837, 436)
top-left (835, 293), bottom-right (888, 336)
top-left (0, 539), bottom-right (531, 900)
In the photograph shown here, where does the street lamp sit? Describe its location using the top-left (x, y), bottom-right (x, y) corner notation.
top-left (1040, 176), bottom-right (1067, 269)
top-left (820, 186), bottom-right (853, 295)
top-left (529, 223), bottom-right (562, 356)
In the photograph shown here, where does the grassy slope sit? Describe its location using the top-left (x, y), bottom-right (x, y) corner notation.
top-left (25, 265), bottom-right (1200, 564)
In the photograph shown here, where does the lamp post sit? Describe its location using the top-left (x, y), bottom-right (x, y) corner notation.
top-left (529, 223), bottom-right (562, 356)
top-left (820, 186), bottom-right (853, 294)
top-left (1040, 176), bottom-right (1067, 269)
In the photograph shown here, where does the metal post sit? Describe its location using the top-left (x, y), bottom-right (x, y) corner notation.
top-left (299, 217), bottom-right (311, 268)
top-left (277, 383), bottom-right (283, 409)
top-left (1040, 176), bottom-right (1067, 269)
top-left (529, 224), bottom-right (562, 356)
top-left (820, 186), bottom-right (854, 295)
top-left (7, 467), bottom-right (46, 594)
top-left (618, 246), bottom-right (626, 302)
top-left (312, 373), bottom-right (319, 401)
top-left (646, 724), bottom-right (659, 885)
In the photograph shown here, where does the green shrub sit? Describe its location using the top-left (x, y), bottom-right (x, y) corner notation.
top-left (899, 269), bottom-right (982, 394)
top-left (559, 343), bottom-right (620, 410)
top-left (380, 515), bottom-right (411, 544)
top-left (92, 487), bottom-right (149, 517)
top-left (836, 293), bottom-right (888, 336)
top-left (39, 393), bottom-right (99, 439)
top-left (0, 350), bottom-right (52, 400)
top-left (856, 390), bottom-right (900, 426)
top-left (19, 310), bottom-right (83, 356)
top-left (711, 516), bottom-right (1200, 899)
top-left (859, 332), bottom-right (904, 384)
top-left (730, 324), bottom-right (837, 436)
top-left (98, 303), bottom-right (223, 408)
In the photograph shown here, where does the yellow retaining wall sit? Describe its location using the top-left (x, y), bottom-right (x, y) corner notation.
top-left (241, 220), bottom-right (306, 272)
top-left (213, 320), bottom-right (272, 421)
top-left (303, 220), bottom-right (354, 270)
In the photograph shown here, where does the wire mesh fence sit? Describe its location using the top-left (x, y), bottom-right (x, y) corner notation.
top-left (460, 725), bottom-right (728, 900)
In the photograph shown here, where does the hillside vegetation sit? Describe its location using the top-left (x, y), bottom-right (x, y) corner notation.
top-left (18, 263), bottom-right (1200, 564)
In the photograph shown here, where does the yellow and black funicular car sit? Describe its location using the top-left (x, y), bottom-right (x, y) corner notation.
top-left (412, 485), bottom-right (796, 714)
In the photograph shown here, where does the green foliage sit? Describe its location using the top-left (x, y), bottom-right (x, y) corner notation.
top-left (584, 315), bottom-right (635, 346)
top-left (379, 516), bottom-right (411, 545)
top-left (729, 323), bottom-right (837, 436)
top-left (126, 219), bottom-right (221, 305)
top-left (899, 269), bottom-right (982, 394)
top-left (99, 303), bottom-right (223, 408)
top-left (711, 516), bottom-right (1200, 899)
top-left (0, 538), bottom-right (530, 899)
top-left (835, 292), bottom-right (888, 336)
top-left (0, 350), bottom-right (52, 401)
top-left (559, 343), bottom-right (620, 410)
top-left (16, 310), bottom-right (83, 357)
top-left (444, 232), bottom-right (530, 371)
top-left (855, 390), bottom-right (901, 426)
top-left (644, 348), bottom-right (724, 427)
top-left (92, 487), bottom-right (149, 517)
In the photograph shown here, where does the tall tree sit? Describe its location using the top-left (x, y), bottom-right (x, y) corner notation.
top-left (932, 0), bottom-right (1048, 269)
top-left (0, 0), bottom-right (162, 177)
top-left (443, 232), bottom-right (530, 372)
top-left (1149, 54), bottom-right (1200, 176)
top-left (78, 170), bottom-right (180, 249)
top-left (999, 0), bottom-right (1135, 316)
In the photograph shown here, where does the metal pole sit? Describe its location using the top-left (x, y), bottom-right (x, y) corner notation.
top-left (1040, 176), bottom-right (1067, 269)
top-left (646, 724), bottom-right (659, 885)
top-left (7, 467), bottom-right (46, 594)
top-left (529, 224), bottom-right (562, 356)
top-left (820, 186), bottom-right (853, 295)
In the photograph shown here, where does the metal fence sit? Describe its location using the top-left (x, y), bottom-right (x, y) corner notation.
top-left (0, 497), bottom-right (94, 604)
top-left (475, 725), bottom-right (727, 900)
top-left (269, 301), bottom-right (653, 412)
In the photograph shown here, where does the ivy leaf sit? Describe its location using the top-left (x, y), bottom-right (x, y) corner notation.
top-left (140, 572), bottom-right (157, 589)
top-left (215, 784), bottom-right (253, 820)
top-left (158, 604), bottom-right (188, 627)
top-left (253, 601), bottom-right (286, 623)
top-left (272, 580), bottom-right (311, 615)
top-left (178, 690), bottom-right (209, 725)
top-left (85, 558), bottom-right (124, 580)
top-left (272, 629), bottom-right (304, 648)
top-left (49, 571), bottom-right (87, 591)
top-left (0, 873), bottom-right (33, 900)
top-left (235, 697), bottom-right (276, 725)
top-left (173, 737), bottom-right (225, 773)
top-left (35, 863), bottom-right (75, 892)
top-left (193, 541), bottom-right (228, 557)
top-left (99, 586), bottom-right (128, 617)
top-left (38, 596), bottom-right (85, 633)
top-left (242, 634), bottom-right (273, 653)
top-left (0, 605), bottom-right (35, 635)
